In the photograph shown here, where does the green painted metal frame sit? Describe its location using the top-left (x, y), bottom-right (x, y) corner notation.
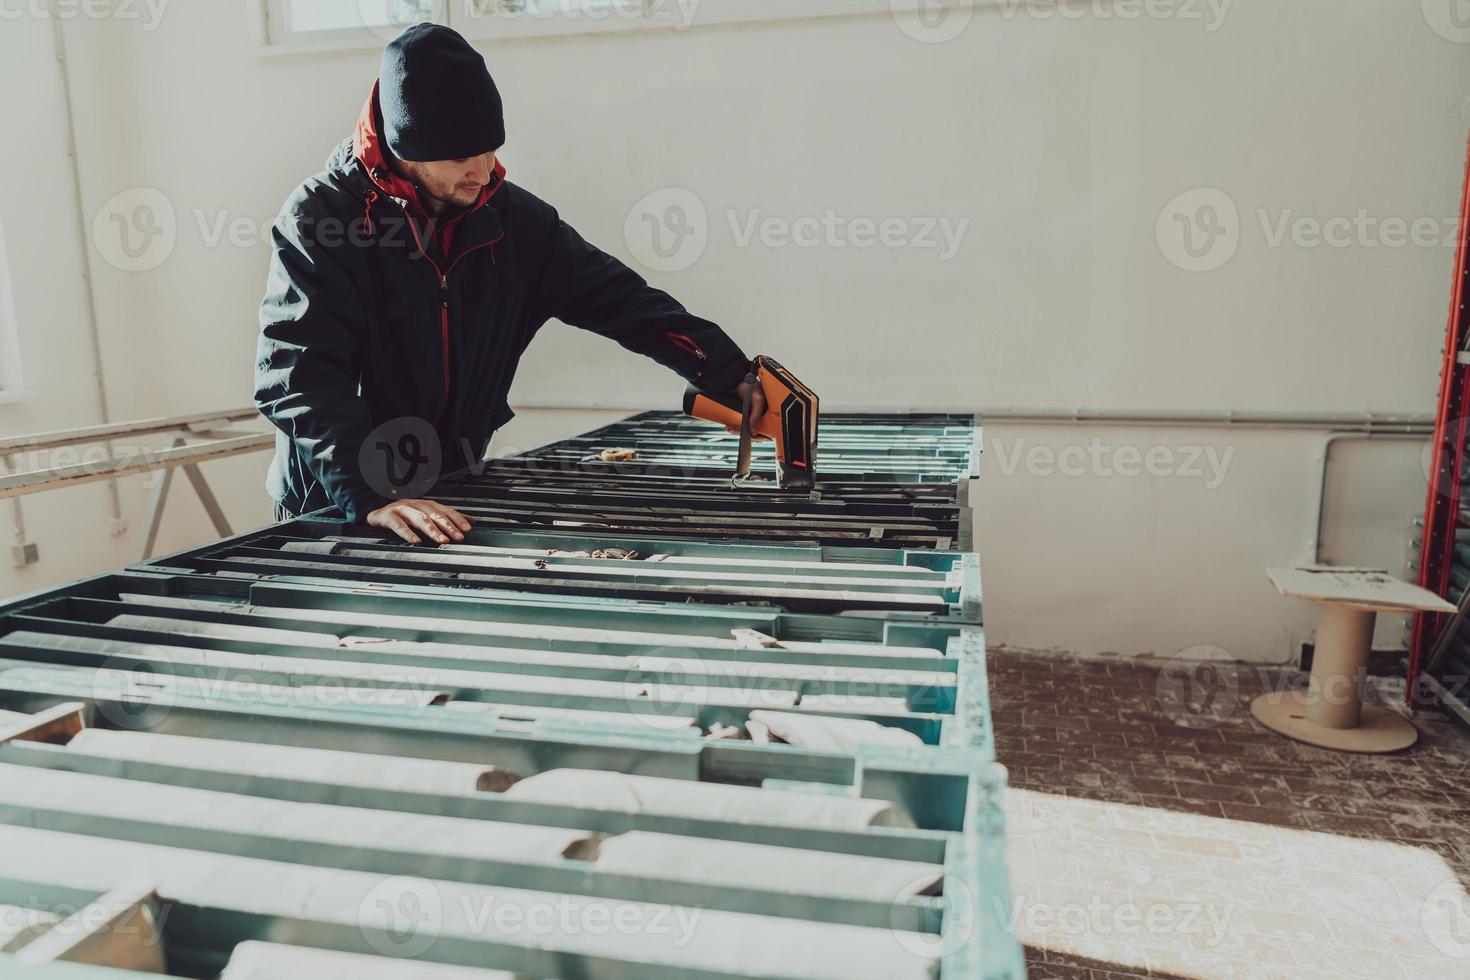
top-left (318, 410), bottom-right (980, 551)
top-left (134, 518), bottom-right (981, 624)
top-left (0, 412), bottom-right (1019, 978)
top-left (0, 570), bottom-right (985, 751)
top-left (500, 410), bottom-right (981, 484)
top-left (0, 568), bottom-right (1020, 977)
top-left (421, 475), bottom-right (970, 550)
top-left (0, 775), bottom-right (1015, 978)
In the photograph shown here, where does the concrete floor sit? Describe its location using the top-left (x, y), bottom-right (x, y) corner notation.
top-left (988, 650), bottom-right (1470, 979)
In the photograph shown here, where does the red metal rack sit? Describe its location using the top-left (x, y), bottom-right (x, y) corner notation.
top-left (1408, 131), bottom-right (1470, 711)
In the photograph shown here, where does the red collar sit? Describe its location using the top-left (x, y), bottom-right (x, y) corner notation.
top-left (353, 80), bottom-right (505, 221)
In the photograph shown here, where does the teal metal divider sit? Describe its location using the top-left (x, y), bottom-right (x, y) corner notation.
top-left (0, 412), bottom-right (1020, 979)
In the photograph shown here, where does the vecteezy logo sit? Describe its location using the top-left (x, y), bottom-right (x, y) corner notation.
top-left (1424, 0), bottom-right (1470, 43)
top-left (626, 649), bottom-right (712, 731)
top-left (358, 876), bottom-right (443, 958)
top-left (891, 0), bottom-right (973, 44)
top-left (91, 658), bottom-right (176, 731)
top-left (360, 416), bottom-right (441, 500)
top-left (1156, 187), bottom-right (1240, 272)
top-left (91, 187), bottom-right (176, 273)
top-left (624, 188), bottom-right (709, 273)
top-left (890, 873), bottom-right (974, 959)
top-left (1423, 878), bottom-right (1470, 959)
top-left (1155, 647), bottom-right (1239, 729)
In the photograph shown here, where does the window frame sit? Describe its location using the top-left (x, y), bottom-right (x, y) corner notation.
top-left (262, 0), bottom-right (450, 48)
top-left (449, 0), bottom-right (647, 42)
top-left (258, 0), bottom-right (900, 49)
top-left (641, 0), bottom-right (888, 32)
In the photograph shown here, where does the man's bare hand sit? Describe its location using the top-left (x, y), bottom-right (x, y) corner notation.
top-left (366, 498), bottom-right (474, 545)
top-left (724, 378), bottom-right (771, 440)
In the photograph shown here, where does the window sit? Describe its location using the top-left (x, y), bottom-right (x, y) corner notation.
top-left (0, 212), bottom-right (21, 397)
top-left (262, 0), bottom-right (883, 46)
top-left (265, 0), bottom-right (445, 46)
top-left (453, 0), bottom-right (645, 40)
top-left (288, 0), bottom-right (433, 33)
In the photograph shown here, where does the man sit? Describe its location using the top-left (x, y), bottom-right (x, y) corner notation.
top-left (255, 25), bottom-right (761, 546)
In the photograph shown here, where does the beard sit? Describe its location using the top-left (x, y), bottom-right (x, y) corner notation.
top-left (419, 179), bottom-right (483, 214)
top-left (450, 186), bottom-right (483, 207)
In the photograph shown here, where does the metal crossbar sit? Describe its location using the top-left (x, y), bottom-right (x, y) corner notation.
top-left (0, 407), bottom-right (272, 564)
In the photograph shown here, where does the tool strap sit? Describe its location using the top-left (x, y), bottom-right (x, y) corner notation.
top-left (733, 366), bottom-right (760, 488)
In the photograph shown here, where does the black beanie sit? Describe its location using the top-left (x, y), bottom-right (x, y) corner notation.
top-left (379, 25), bottom-right (505, 162)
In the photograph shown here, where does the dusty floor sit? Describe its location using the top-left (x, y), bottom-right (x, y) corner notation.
top-left (988, 650), bottom-right (1470, 979)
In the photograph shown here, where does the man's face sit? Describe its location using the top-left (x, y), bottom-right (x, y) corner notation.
top-left (399, 151), bottom-right (498, 212)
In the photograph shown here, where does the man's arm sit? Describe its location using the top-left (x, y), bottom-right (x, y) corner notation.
top-left (530, 209), bottom-right (752, 395)
top-left (254, 206), bottom-right (469, 544)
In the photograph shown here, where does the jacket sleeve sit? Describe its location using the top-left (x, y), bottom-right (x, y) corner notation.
top-left (530, 208), bottom-right (751, 395)
top-left (254, 202), bottom-right (392, 523)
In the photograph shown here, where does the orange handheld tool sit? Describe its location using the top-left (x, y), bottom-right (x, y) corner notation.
top-left (682, 356), bottom-right (818, 490)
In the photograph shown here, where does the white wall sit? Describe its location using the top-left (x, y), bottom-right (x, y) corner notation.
top-left (0, 2), bottom-right (1463, 663)
top-left (0, 13), bottom-right (149, 598)
top-left (976, 423), bottom-right (1430, 664)
top-left (72, 2), bottom-right (1470, 417)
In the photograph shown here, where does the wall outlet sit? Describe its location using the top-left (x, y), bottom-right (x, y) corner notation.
top-left (11, 543), bottom-right (38, 567)
top-left (109, 518), bottom-right (128, 538)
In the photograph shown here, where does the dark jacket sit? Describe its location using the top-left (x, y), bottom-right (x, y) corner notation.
top-left (254, 85), bottom-right (749, 521)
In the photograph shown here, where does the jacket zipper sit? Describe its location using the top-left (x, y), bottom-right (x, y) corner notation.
top-left (398, 203), bottom-right (504, 428)
top-left (667, 332), bottom-right (708, 361)
top-left (437, 272), bottom-right (450, 426)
